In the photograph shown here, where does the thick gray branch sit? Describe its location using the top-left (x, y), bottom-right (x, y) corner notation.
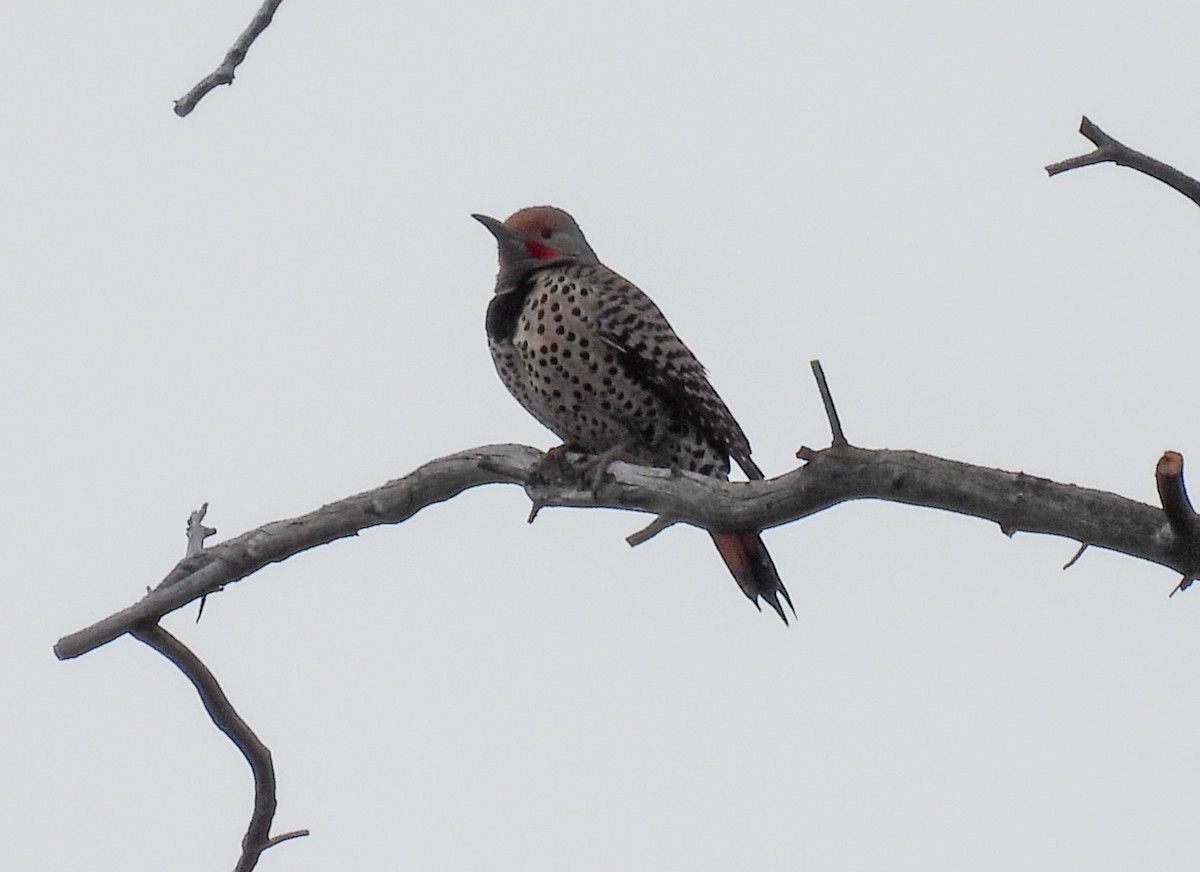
top-left (537, 446), bottom-right (1200, 572)
top-left (55, 442), bottom-right (1200, 660)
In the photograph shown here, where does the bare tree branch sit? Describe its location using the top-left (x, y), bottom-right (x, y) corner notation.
top-left (186, 502), bottom-right (217, 557)
top-left (1046, 116), bottom-right (1200, 207)
top-left (54, 444), bottom-right (542, 659)
top-left (810, 359), bottom-right (848, 447)
top-left (1156, 451), bottom-right (1198, 538)
top-left (130, 623), bottom-right (308, 871)
top-left (1062, 543), bottom-right (1088, 570)
top-left (626, 514), bottom-right (680, 547)
top-left (174, 0), bottom-right (285, 117)
top-left (55, 439), bottom-right (1200, 660)
top-left (1156, 451), bottom-right (1199, 596)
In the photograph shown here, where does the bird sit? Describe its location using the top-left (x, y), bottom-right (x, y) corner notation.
top-left (474, 206), bottom-right (793, 622)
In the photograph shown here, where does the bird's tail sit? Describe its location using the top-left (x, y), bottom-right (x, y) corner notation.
top-left (709, 531), bottom-right (795, 624)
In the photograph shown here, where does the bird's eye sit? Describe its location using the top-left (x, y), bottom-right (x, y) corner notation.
top-left (540, 228), bottom-right (553, 240)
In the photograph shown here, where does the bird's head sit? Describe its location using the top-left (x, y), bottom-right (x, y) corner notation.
top-left (473, 206), bottom-right (599, 287)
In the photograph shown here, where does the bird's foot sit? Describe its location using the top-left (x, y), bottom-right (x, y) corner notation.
top-left (526, 444), bottom-right (582, 489)
top-left (527, 443), bottom-right (640, 493)
top-left (577, 442), bottom-right (642, 493)
top-left (526, 442), bottom-right (643, 501)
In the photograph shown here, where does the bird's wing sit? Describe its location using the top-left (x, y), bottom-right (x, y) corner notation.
top-left (591, 270), bottom-right (761, 479)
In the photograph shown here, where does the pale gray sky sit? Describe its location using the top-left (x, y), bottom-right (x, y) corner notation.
top-left (7, 2), bottom-right (1200, 869)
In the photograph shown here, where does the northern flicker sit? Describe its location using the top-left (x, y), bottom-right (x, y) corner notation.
top-left (475, 206), bottom-right (793, 622)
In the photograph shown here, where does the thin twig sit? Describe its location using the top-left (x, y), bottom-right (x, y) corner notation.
top-left (187, 503), bottom-right (218, 622)
top-left (626, 515), bottom-right (679, 547)
top-left (174, 0), bottom-right (286, 117)
top-left (187, 503), bottom-right (217, 557)
top-left (263, 830), bottom-right (310, 849)
top-left (809, 360), bottom-right (848, 446)
top-left (130, 623), bottom-right (308, 872)
top-left (1062, 543), bottom-right (1088, 570)
top-left (1045, 116), bottom-right (1200, 207)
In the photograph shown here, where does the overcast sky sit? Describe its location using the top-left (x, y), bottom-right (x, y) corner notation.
top-left (7, 2), bottom-right (1200, 869)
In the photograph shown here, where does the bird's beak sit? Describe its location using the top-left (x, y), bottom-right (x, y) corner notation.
top-left (472, 213), bottom-right (512, 241)
top-left (473, 212), bottom-right (531, 271)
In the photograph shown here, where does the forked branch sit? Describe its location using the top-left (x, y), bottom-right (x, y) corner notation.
top-left (1046, 116), bottom-right (1200, 207)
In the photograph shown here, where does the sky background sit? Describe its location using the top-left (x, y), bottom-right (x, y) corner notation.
top-left (6, 2), bottom-right (1200, 869)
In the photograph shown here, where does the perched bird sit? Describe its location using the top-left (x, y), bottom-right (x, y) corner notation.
top-left (475, 206), bottom-right (793, 622)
